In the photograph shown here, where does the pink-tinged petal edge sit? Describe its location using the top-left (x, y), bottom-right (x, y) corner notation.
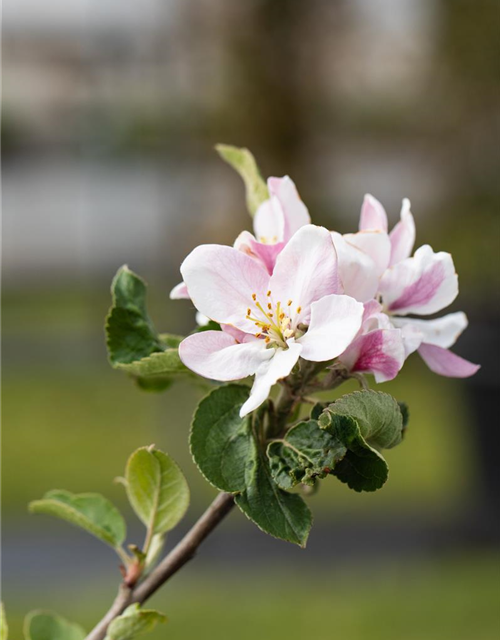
top-left (389, 198), bottom-right (415, 266)
top-left (170, 281), bottom-right (190, 300)
top-left (359, 194), bottom-right (388, 233)
top-left (380, 245), bottom-right (458, 316)
top-left (180, 243), bottom-right (270, 333)
top-left (340, 329), bottom-right (405, 383)
top-left (179, 331), bottom-right (272, 382)
top-left (267, 176), bottom-right (311, 241)
top-left (270, 224), bottom-right (342, 326)
top-left (418, 343), bottom-right (480, 378)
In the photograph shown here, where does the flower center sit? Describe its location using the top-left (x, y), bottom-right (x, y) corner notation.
top-left (246, 291), bottom-right (301, 348)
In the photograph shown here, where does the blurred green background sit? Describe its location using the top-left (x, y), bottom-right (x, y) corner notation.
top-left (2, 0), bottom-right (499, 638)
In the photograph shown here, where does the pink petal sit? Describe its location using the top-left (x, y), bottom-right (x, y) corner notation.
top-left (418, 343), bottom-right (480, 378)
top-left (253, 198), bottom-right (285, 245)
top-left (389, 198), bottom-right (415, 266)
top-left (298, 294), bottom-right (364, 361)
top-left (240, 340), bottom-right (302, 417)
top-left (331, 232), bottom-right (379, 302)
top-left (267, 176), bottom-right (311, 241)
top-left (270, 225), bottom-right (342, 326)
top-left (379, 245), bottom-right (458, 316)
top-left (359, 194), bottom-right (388, 232)
top-left (340, 328), bottom-right (405, 383)
top-left (170, 281), bottom-right (190, 300)
top-left (234, 230), bottom-right (285, 275)
top-left (179, 331), bottom-right (273, 381)
top-left (180, 244), bottom-right (270, 333)
top-left (344, 231), bottom-right (391, 277)
top-left (391, 312), bottom-right (468, 349)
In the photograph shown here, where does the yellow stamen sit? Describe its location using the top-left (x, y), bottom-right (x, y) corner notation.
top-left (267, 290), bottom-right (271, 297)
top-left (252, 293), bottom-right (257, 301)
top-left (297, 306), bottom-right (302, 314)
top-left (287, 300), bottom-right (292, 306)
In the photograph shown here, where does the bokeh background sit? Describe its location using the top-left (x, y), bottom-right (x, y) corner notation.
top-left (3, 1), bottom-right (500, 638)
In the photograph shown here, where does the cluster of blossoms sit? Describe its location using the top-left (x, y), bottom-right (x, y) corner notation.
top-left (171, 176), bottom-right (479, 417)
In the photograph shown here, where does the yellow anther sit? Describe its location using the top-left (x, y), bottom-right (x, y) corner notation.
top-left (268, 313), bottom-right (273, 318)
top-left (255, 333), bottom-right (261, 338)
top-left (297, 306), bottom-right (302, 314)
top-left (247, 308), bottom-right (251, 315)
top-left (265, 336), bottom-right (271, 343)
top-left (287, 300), bottom-right (292, 306)
top-left (279, 313), bottom-right (285, 320)
top-left (252, 293), bottom-right (257, 301)
top-left (267, 302), bottom-right (272, 310)
top-left (267, 290), bottom-right (271, 297)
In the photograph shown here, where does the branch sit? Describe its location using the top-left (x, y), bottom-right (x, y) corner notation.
top-left (85, 492), bottom-right (235, 640)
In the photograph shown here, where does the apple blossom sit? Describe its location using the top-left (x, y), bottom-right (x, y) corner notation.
top-left (170, 175), bottom-right (310, 300)
top-left (178, 225), bottom-right (364, 416)
top-left (334, 195), bottom-right (479, 378)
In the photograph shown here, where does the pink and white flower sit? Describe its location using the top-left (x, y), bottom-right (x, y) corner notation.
top-left (338, 300), bottom-right (405, 383)
top-left (334, 195), bottom-right (479, 378)
top-left (170, 176), bottom-right (310, 300)
top-left (178, 225), bottom-right (364, 416)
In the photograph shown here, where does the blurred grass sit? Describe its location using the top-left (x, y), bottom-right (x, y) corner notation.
top-left (5, 554), bottom-right (500, 640)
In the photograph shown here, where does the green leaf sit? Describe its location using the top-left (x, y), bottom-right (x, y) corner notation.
top-left (320, 390), bottom-right (404, 449)
top-left (24, 611), bottom-right (85, 640)
top-left (215, 144), bottom-right (269, 216)
top-left (115, 349), bottom-right (189, 378)
top-left (267, 420), bottom-right (346, 490)
top-left (190, 384), bottom-right (257, 493)
top-left (106, 267), bottom-right (192, 390)
top-left (399, 401), bottom-right (410, 435)
top-left (105, 604), bottom-right (166, 640)
top-left (325, 414), bottom-right (389, 492)
top-left (1, 603), bottom-right (8, 640)
top-left (29, 490), bottom-right (126, 548)
top-left (106, 266), bottom-right (163, 366)
top-left (126, 447), bottom-right (189, 535)
top-left (318, 391), bottom-right (405, 492)
top-left (235, 453), bottom-right (312, 547)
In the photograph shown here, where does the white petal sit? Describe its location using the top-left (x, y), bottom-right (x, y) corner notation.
top-left (298, 294), bottom-right (364, 361)
top-left (196, 312), bottom-right (210, 327)
top-left (359, 194), bottom-right (388, 232)
top-left (391, 312), bottom-right (468, 349)
top-left (331, 232), bottom-right (379, 302)
top-left (267, 176), bottom-right (311, 241)
top-left (389, 198), bottom-right (415, 266)
top-left (179, 331), bottom-right (273, 382)
top-left (344, 230), bottom-right (391, 276)
top-left (253, 197), bottom-right (285, 244)
top-left (180, 244), bottom-right (270, 332)
top-left (270, 225), bottom-right (342, 326)
top-left (379, 244), bottom-right (458, 316)
top-left (240, 340), bottom-right (302, 417)
top-left (170, 281), bottom-right (190, 300)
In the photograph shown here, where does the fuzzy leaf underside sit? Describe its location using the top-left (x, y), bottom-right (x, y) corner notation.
top-left (126, 447), bottom-right (189, 535)
top-left (104, 604), bottom-right (166, 640)
top-left (215, 144), bottom-right (269, 216)
top-left (24, 611), bottom-right (86, 640)
top-left (29, 490), bottom-right (126, 548)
